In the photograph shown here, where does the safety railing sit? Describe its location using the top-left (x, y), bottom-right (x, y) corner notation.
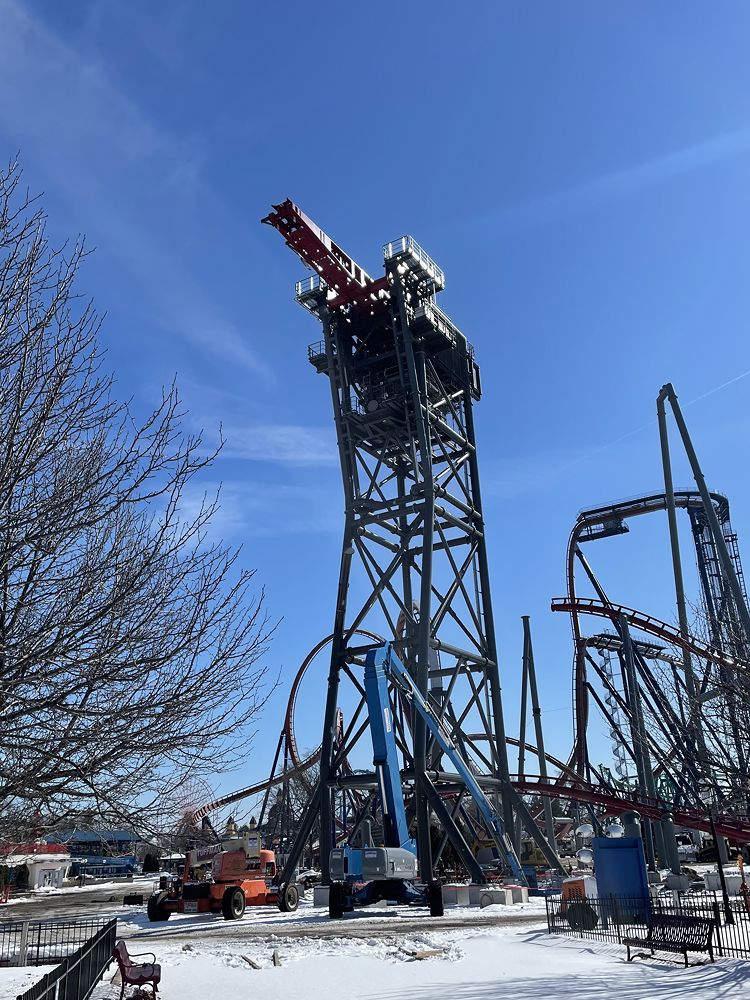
top-left (0, 917), bottom-right (110, 968)
top-left (307, 340), bottom-right (327, 361)
top-left (575, 489), bottom-right (728, 526)
top-left (413, 302), bottom-right (460, 348)
top-left (382, 236), bottom-right (445, 289)
top-left (16, 917), bottom-right (117, 1000)
top-left (546, 892), bottom-right (750, 959)
top-left (295, 274), bottom-right (328, 300)
top-left (343, 392), bottom-right (366, 417)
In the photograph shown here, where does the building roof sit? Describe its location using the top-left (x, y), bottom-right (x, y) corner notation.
top-left (0, 841), bottom-right (68, 856)
top-left (0, 842), bottom-right (71, 865)
top-left (4, 852), bottom-right (71, 866)
top-left (46, 829), bottom-right (137, 844)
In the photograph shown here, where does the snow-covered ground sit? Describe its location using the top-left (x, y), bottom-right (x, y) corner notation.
top-left (0, 875), bottom-right (156, 908)
top-left (85, 923), bottom-right (750, 1000)
top-left (6, 885), bottom-right (750, 1000)
top-left (0, 963), bottom-right (55, 996)
top-left (116, 893), bottom-right (549, 940)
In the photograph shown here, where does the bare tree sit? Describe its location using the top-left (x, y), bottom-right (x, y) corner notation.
top-left (0, 161), bottom-right (275, 839)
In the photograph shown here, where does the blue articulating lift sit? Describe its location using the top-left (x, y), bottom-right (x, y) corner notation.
top-left (328, 642), bottom-right (525, 919)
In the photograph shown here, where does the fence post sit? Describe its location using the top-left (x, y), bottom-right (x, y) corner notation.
top-left (611, 895), bottom-right (621, 943)
top-left (55, 959), bottom-right (65, 1000)
top-left (712, 901), bottom-right (724, 958)
top-left (17, 920), bottom-right (28, 967)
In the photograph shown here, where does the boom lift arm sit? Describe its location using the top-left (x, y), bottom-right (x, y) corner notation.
top-left (363, 648), bottom-right (415, 852)
top-left (365, 643), bottom-right (527, 884)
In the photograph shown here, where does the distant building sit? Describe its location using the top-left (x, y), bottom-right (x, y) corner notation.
top-left (0, 842), bottom-right (71, 889)
top-left (236, 817), bottom-right (257, 837)
top-left (46, 829), bottom-right (139, 877)
top-left (158, 852), bottom-right (187, 875)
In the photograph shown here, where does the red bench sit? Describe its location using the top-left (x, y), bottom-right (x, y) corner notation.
top-left (112, 940), bottom-right (161, 999)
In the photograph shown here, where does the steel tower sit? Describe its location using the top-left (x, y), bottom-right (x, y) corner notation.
top-left (689, 499), bottom-right (750, 662)
top-left (263, 201), bottom-right (546, 884)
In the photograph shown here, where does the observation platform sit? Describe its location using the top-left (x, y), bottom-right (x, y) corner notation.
top-left (295, 274), bottom-right (328, 316)
top-left (383, 235), bottom-right (445, 291)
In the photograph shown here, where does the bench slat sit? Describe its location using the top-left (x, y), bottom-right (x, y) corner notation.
top-left (623, 913), bottom-right (714, 967)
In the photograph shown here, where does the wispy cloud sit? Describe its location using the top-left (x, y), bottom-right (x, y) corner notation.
top-left (179, 480), bottom-right (341, 543)
top-left (483, 448), bottom-right (586, 502)
top-left (494, 126), bottom-right (750, 232)
top-left (686, 368), bottom-right (750, 407)
top-left (0, 0), bottom-right (270, 378)
top-left (484, 364), bottom-right (750, 505)
top-left (221, 425), bottom-right (337, 466)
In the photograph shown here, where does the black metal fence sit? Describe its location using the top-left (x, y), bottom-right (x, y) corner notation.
top-left (546, 892), bottom-right (750, 959)
top-left (15, 918), bottom-right (117, 1000)
top-left (0, 917), bottom-right (112, 968)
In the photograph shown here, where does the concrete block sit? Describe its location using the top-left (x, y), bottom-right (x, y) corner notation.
top-left (313, 885), bottom-right (330, 907)
top-left (505, 884), bottom-right (529, 904)
top-left (665, 873), bottom-right (690, 891)
top-left (482, 888), bottom-right (514, 907)
top-left (726, 874), bottom-right (743, 895)
top-left (442, 884), bottom-right (471, 907)
top-left (468, 884), bottom-right (484, 905)
top-left (467, 885), bottom-right (508, 906)
top-left (704, 871), bottom-right (743, 895)
top-left (467, 884), bottom-right (527, 906)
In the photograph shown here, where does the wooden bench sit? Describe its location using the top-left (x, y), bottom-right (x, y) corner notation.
top-left (622, 912), bottom-right (715, 967)
top-left (112, 940), bottom-right (161, 999)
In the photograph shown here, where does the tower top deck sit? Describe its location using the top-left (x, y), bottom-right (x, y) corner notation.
top-left (263, 197), bottom-right (480, 400)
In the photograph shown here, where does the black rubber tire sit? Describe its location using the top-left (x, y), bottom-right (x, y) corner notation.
top-left (329, 881), bottom-right (345, 919)
top-left (146, 892), bottom-right (171, 922)
top-left (567, 901), bottom-right (598, 930)
top-left (427, 881), bottom-right (444, 917)
top-left (279, 883), bottom-right (299, 913)
top-left (222, 886), bottom-right (246, 920)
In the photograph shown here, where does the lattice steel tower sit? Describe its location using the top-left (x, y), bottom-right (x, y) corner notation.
top-left (263, 201), bottom-right (547, 884)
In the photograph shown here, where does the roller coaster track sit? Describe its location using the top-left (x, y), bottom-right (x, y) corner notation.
top-left (195, 614), bottom-right (750, 849)
top-left (552, 597), bottom-right (750, 675)
top-left (565, 490), bottom-right (733, 773)
top-left (194, 666), bottom-right (750, 850)
top-left (194, 761), bottom-right (750, 846)
top-left (192, 724), bottom-right (577, 824)
top-left (192, 760), bottom-right (316, 823)
top-left (512, 775), bottom-right (750, 843)
top-left (193, 629), bottom-right (382, 822)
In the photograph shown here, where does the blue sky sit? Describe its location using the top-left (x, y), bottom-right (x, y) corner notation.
top-left (2, 1), bottom-right (750, 814)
